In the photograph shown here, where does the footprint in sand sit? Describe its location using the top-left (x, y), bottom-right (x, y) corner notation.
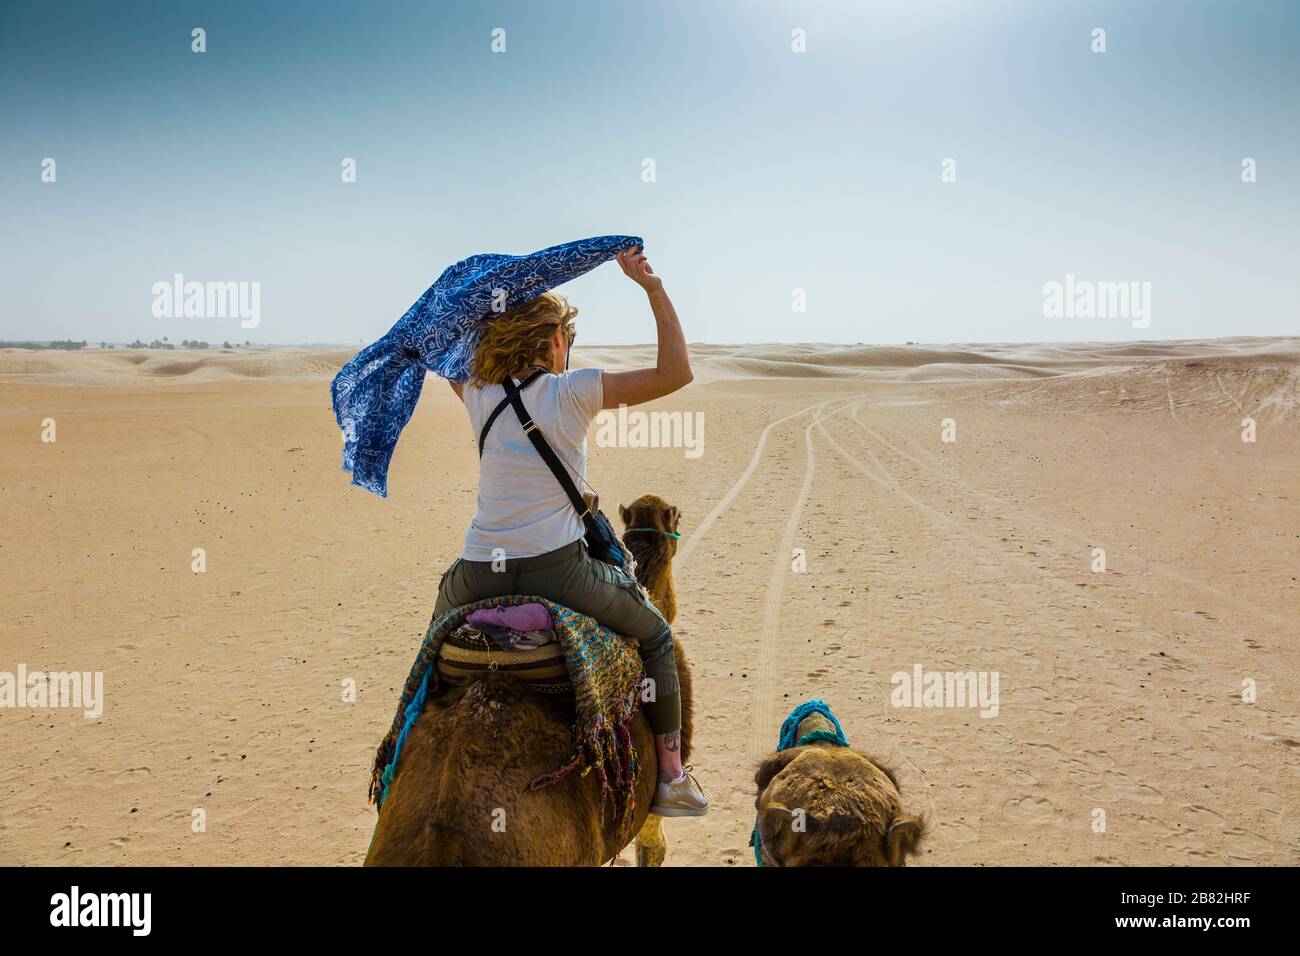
top-left (897, 739), bottom-right (946, 765)
top-left (1222, 829), bottom-right (1273, 861)
top-left (1151, 747), bottom-right (1196, 770)
top-left (1134, 815), bottom-right (1180, 837)
top-left (1081, 749), bottom-right (1117, 769)
top-left (1019, 685), bottom-right (1079, 715)
top-left (1167, 832), bottom-right (1205, 853)
top-left (1023, 740), bottom-right (1063, 756)
top-left (1028, 713), bottom-right (1073, 736)
top-left (1005, 796), bottom-right (1066, 825)
top-left (977, 727), bottom-right (1017, 753)
top-left (715, 787), bottom-right (754, 811)
top-left (942, 820), bottom-right (979, 843)
top-left (2, 804), bottom-right (44, 827)
top-left (1085, 771), bottom-right (1164, 805)
top-left (1183, 805), bottom-right (1225, 827)
top-left (114, 767), bottom-right (151, 784)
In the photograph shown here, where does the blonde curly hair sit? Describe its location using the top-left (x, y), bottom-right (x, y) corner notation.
top-left (469, 291), bottom-right (577, 387)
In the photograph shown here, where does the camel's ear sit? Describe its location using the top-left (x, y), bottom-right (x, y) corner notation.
top-left (754, 749), bottom-right (800, 796)
top-left (884, 815), bottom-right (925, 866)
top-left (619, 504), bottom-right (630, 526)
top-left (757, 800), bottom-right (792, 864)
top-left (666, 505), bottom-right (680, 532)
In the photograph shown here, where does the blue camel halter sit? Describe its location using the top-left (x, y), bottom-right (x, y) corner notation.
top-left (331, 234), bottom-right (641, 497)
top-left (752, 699), bottom-right (849, 867)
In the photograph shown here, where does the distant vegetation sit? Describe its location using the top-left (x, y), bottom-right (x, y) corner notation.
top-left (2, 339), bottom-right (249, 350)
top-left (0, 340), bottom-right (89, 350)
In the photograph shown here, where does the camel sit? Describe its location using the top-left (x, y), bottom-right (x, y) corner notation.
top-left (752, 709), bottom-right (925, 866)
top-left (364, 494), bottom-right (691, 867)
top-left (618, 494), bottom-right (693, 867)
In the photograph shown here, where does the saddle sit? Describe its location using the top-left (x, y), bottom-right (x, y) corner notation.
top-left (435, 626), bottom-right (573, 695)
top-left (373, 594), bottom-right (645, 826)
top-left (434, 599), bottom-right (642, 700)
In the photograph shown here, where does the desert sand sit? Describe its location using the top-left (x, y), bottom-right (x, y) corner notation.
top-left (1, 338), bottom-right (1296, 866)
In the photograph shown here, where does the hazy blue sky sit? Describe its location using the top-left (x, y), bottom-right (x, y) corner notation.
top-left (2, 0), bottom-right (1296, 345)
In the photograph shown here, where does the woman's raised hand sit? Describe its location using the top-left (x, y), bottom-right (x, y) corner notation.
top-left (616, 246), bottom-right (663, 293)
top-left (600, 245), bottom-right (691, 410)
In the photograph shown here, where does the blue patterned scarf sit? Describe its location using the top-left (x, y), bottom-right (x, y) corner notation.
top-left (331, 234), bottom-right (642, 496)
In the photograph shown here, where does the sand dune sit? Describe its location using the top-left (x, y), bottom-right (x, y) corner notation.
top-left (0, 347), bottom-right (353, 387)
top-left (4, 337), bottom-right (1295, 389)
top-left (0, 337), bottom-right (1296, 866)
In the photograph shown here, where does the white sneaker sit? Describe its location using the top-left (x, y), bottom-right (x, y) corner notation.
top-left (651, 766), bottom-right (709, 817)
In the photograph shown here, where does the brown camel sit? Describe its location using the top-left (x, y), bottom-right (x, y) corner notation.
top-left (752, 710), bottom-right (925, 866)
top-left (619, 494), bottom-right (693, 867)
top-left (364, 494), bottom-right (691, 867)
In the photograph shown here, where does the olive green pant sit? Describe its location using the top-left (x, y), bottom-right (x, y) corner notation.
top-left (435, 538), bottom-right (681, 733)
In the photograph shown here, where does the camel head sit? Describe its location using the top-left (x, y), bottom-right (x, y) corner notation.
top-left (618, 494), bottom-right (681, 621)
top-left (753, 728), bottom-right (925, 867)
top-left (619, 494), bottom-right (680, 553)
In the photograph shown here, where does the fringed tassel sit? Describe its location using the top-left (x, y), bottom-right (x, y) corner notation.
top-left (613, 714), bottom-right (638, 841)
top-left (527, 752), bottom-right (582, 791)
top-left (368, 732), bottom-right (398, 805)
top-left (527, 695), bottom-right (641, 843)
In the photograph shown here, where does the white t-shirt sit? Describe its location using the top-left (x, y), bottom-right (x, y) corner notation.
top-left (461, 367), bottom-right (604, 561)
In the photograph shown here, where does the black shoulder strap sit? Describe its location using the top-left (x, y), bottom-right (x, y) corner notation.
top-left (501, 375), bottom-right (592, 523)
top-left (477, 368), bottom-right (547, 457)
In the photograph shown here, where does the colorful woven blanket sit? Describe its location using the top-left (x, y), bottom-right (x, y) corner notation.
top-left (370, 595), bottom-right (645, 837)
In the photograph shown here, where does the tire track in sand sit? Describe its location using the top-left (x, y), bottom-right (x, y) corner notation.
top-left (676, 396), bottom-right (854, 566)
top-left (748, 398), bottom-right (859, 755)
top-left (813, 412), bottom-right (1283, 819)
top-left (852, 408), bottom-right (1294, 632)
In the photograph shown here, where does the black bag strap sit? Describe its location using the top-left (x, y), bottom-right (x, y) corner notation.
top-left (500, 375), bottom-right (593, 523)
top-left (477, 367), bottom-right (547, 458)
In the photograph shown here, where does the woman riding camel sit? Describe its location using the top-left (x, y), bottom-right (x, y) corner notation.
top-left (433, 246), bottom-right (706, 817)
top-left (332, 236), bottom-right (707, 817)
